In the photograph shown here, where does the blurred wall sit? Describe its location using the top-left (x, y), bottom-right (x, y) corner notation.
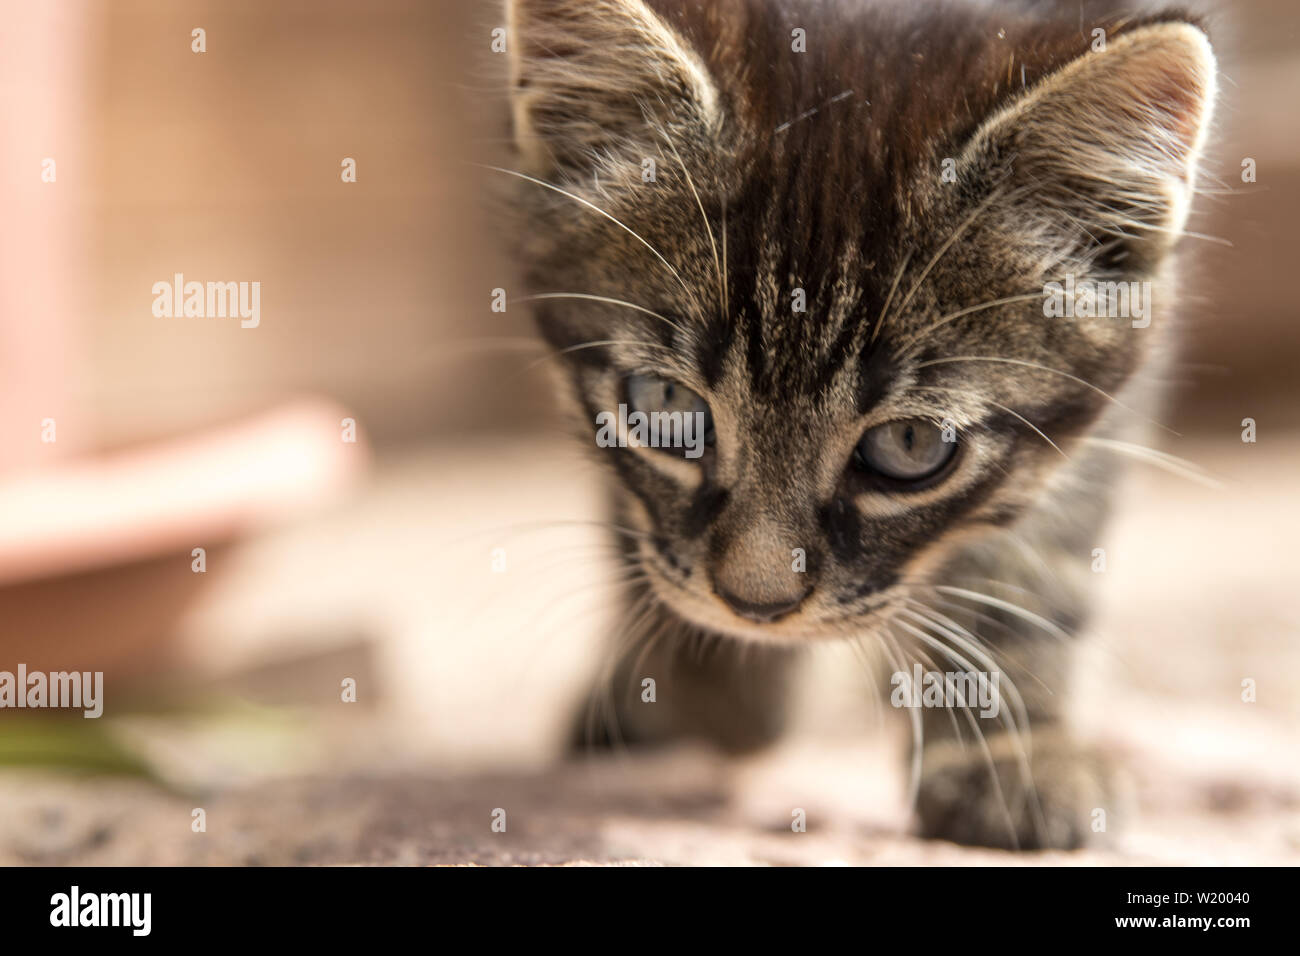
top-left (1183, 0), bottom-right (1300, 429)
top-left (10, 0), bottom-right (1300, 455)
top-left (82, 0), bottom-right (543, 450)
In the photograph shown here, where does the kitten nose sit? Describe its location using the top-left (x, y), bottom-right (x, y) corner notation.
top-left (715, 585), bottom-right (811, 623)
top-left (711, 517), bottom-right (813, 623)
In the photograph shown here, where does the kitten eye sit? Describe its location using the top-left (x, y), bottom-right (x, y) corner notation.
top-left (852, 420), bottom-right (956, 484)
top-left (623, 373), bottom-right (715, 453)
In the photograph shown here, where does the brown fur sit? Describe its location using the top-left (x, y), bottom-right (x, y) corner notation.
top-left (502, 0), bottom-right (1216, 849)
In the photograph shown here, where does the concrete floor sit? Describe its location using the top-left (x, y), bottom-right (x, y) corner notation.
top-left (1, 433), bottom-right (1297, 865)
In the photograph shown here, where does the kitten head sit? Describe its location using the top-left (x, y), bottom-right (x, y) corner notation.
top-left (505, 0), bottom-right (1216, 642)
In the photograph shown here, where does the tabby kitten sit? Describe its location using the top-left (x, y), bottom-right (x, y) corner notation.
top-left (502, 0), bottom-right (1216, 849)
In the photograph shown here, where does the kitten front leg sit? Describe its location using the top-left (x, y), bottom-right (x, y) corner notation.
top-left (905, 516), bottom-right (1115, 850)
top-left (915, 722), bottom-right (1112, 851)
top-left (909, 628), bottom-right (1114, 850)
top-left (571, 593), bottom-right (799, 755)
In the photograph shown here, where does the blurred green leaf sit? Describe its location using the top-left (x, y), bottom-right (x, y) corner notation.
top-left (0, 718), bottom-right (157, 780)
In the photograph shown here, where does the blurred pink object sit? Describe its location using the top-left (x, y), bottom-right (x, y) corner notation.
top-left (0, 399), bottom-right (367, 680)
top-left (0, 400), bottom-right (367, 587)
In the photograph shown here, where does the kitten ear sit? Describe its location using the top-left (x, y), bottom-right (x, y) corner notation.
top-left (506, 0), bottom-right (721, 180)
top-left (963, 22), bottom-right (1217, 272)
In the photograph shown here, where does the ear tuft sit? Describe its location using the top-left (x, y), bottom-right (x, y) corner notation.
top-left (506, 0), bottom-right (720, 181)
top-left (964, 21), bottom-right (1217, 272)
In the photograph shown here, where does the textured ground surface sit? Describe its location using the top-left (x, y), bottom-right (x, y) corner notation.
top-left (1, 435), bottom-right (1297, 866)
top-left (2, 729), bottom-right (1298, 866)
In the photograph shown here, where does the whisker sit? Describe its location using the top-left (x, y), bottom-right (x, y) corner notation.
top-left (899, 603), bottom-right (1034, 763)
top-left (881, 191), bottom-right (1001, 335)
top-left (721, 204), bottom-right (729, 318)
top-left (625, 607), bottom-right (670, 698)
top-left (477, 163), bottom-right (696, 302)
top-left (993, 529), bottom-right (1068, 591)
top-left (520, 293), bottom-right (689, 339)
top-left (583, 589), bottom-right (656, 753)
top-left (905, 383), bottom-right (1066, 459)
top-left (894, 618), bottom-right (1024, 849)
top-left (906, 642), bottom-right (968, 747)
top-left (934, 585), bottom-right (1072, 643)
top-left (986, 399), bottom-right (1069, 459)
top-left (881, 630), bottom-right (924, 812)
top-left (526, 338), bottom-right (677, 370)
top-left (869, 248), bottom-right (914, 345)
top-left (1082, 436), bottom-right (1223, 489)
top-left (896, 292), bottom-right (1047, 358)
top-left (847, 636), bottom-right (887, 731)
top-left (913, 355), bottom-right (1178, 435)
top-left (655, 125), bottom-right (725, 321)
top-left (921, 597), bottom-right (1059, 698)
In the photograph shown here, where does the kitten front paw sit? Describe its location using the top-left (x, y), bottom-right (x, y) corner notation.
top-left (915, 730), bottom-right (1113, 850)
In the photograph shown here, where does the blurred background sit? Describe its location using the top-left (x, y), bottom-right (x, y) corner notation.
top-left (0, 0), bottom-right (1296, 865)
